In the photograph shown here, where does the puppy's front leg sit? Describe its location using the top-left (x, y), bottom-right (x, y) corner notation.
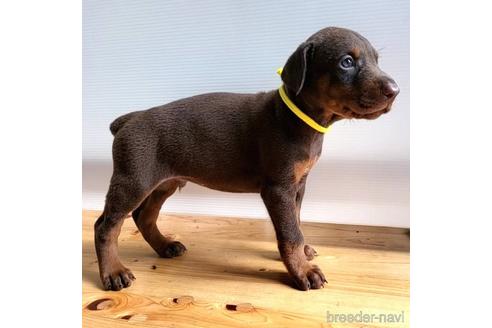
top-left (295, 179), bottom-right (317, 261)
top-left (261, 184), bottom-right (327, 290)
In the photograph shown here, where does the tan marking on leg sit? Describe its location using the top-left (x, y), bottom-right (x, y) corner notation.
top-left (133, 180), bottom-right (187, 258)
top-left (95, 215), bottom-right (135, 290)
top-left (281, 241), bottom-right (311, 273)
top-left (280, 241), bottom-right (327, 290)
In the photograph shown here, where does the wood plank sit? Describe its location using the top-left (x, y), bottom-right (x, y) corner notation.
top-left (83, 210), bottom-right (409, 327)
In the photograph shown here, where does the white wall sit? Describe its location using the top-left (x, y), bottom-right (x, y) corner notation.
top-left (83, 0), bottom-right (409, 227)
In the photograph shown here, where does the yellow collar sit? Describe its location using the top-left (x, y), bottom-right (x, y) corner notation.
top-left (277, 68), bottom-right (332, 134)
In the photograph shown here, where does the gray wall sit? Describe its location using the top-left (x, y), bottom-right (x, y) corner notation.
top-left (83, 0), bottom-right (409, 227)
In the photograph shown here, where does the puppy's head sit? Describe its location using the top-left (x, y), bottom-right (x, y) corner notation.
top-left (281, 27), bottom-right (399, 120)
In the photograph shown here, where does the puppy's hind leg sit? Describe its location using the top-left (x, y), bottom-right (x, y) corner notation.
top-left (132, 179), bottom-right (187, 258)
top-left (94, 175), bottom-right (155, 291)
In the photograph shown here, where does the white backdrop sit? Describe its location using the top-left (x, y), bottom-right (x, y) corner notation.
top-left (83, 0), bottom-right (409, 227)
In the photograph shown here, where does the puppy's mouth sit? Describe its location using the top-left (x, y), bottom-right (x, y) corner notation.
top-left (336, 99), bottom-right (394, 120)
top-left (350, 107), bottom-right (389, 119)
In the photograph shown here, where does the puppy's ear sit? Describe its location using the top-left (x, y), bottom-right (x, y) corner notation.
top-left (281, 42), bottom-right (314, 96)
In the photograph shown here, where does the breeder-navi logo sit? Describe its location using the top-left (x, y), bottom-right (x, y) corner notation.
top-left (327, 310), bottom-right (405, 324)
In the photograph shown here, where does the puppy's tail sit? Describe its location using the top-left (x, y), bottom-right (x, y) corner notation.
top-left (109, 111), bottom-right (143, 136)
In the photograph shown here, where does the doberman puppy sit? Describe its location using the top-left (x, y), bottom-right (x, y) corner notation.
top-left (94, 27), bottom-right (399, 291)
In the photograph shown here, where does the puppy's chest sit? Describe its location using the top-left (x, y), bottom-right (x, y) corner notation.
top-left (292, 153), bottom-right (320, 183)
top-left (289, 138), bottom-right (323, 183)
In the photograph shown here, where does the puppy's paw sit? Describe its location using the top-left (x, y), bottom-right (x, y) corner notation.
top-left (304, 244), bottom-right (318, 261)
top-left (101, 266), bottom-right (135, 291)
top-left (292, 264), bottom-right (327, 291)
top-left (157, 241), bottom-right (187, 258)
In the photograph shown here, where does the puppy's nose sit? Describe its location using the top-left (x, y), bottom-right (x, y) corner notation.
top-left (382, 80), bottom-right (400, 99)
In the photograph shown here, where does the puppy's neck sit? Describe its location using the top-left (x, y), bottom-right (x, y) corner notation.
top-left (277, 87), bottom-right (340, 138)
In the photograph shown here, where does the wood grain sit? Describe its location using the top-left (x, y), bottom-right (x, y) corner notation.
top-left (83, 210), bottom-right (409, 327)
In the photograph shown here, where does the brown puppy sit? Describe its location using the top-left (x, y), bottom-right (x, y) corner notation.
top-left (94, 27), bottom-right (399, 291)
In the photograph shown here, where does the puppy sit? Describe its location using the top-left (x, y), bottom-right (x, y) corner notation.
top-left (94, 27), bottom-right (399, 291)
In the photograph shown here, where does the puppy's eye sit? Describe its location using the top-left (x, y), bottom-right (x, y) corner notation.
top-left (340, 55), bottom-right (355, 69)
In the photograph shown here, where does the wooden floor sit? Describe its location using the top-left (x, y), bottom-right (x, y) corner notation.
top-left (82, 210), bottom-right (409, 328)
